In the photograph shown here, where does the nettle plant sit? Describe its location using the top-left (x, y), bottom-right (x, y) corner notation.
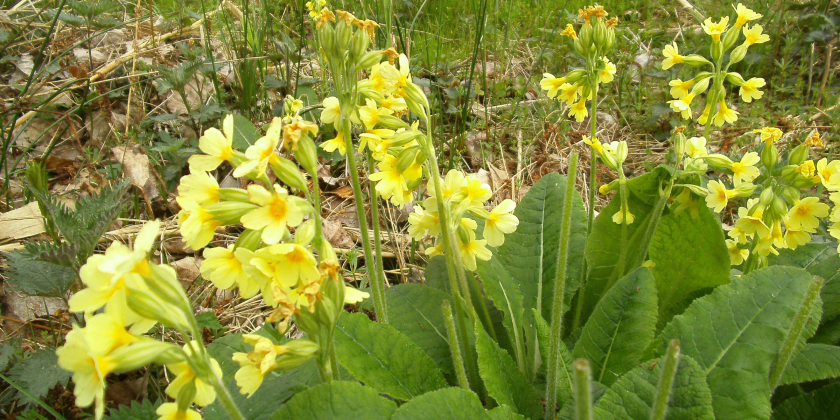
top-left (54, 3), bottom-right (840, 420)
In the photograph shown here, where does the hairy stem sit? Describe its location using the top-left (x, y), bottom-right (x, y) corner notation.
top-left (210, 374), bottom-right (247, 420)
top-left (365, 148), bottom-right (389, 323)
top-left (651, 340), bottom-right (681, 420)
top-left (443, 300), bottom-right (470, 389)
top-left (769, 275), bottom-right (825, 391)
top-left (574, 359), bottom-right (593, 420)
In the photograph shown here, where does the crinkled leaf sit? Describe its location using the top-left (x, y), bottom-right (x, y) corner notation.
top-left (390, 387), bottom-right (490, 420)
top-left (231, 114), bottom-right (261, 151)
top-left (572, 267), bottom-right (658, 386)
top-left (474, 317), bottom-right (543, 419)
top-left (658, 266), bottom-right (816, 420)
top-left (476, 256), bottom-right (527, 371)
top-left (334, 312), bottom-right (446, 400)
top-left (533, 309), bottom-right (573, 409)
top-left (6, 348), bottom-right (70, 406)
top-left (385, 284), bottom-right (456, 380)
top-left (770, 243), bottom-right (840, 323)
top-left (424, 256), bottom-right (450, 293)
top-left (591, 354), bottom-right (714, 420)
top-left (649, 204), bottom-right (730, 326)
top-left (780, 344), bottom-right (840, 385)
top-left (0, 344), bottom-right (16, 371)
top-left (4, 256), bottom-right (77, 297)
top-left (270, 381), bottom-right (396, 420)
top-left (771, 382), bottom-right (840, 420)
top-left (487, 405), bottom-right (527, 420)
top-left (103, 399), bottom-right (161, 420)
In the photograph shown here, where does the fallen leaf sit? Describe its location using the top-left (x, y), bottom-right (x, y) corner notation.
top-left (0, 202), bottom-right (45, 241)
top-left (323, 218), bottom-right (354, 248)
top-left (111, 145), bottom-right (162, 212)
top-left (170, 256), bottom-right (202, 289)
top-left (331, 185), bottom-right (355, 199)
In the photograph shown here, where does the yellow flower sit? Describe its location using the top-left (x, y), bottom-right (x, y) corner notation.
top-left (232, 335), bottom-right (319, 397)
top-left (668, 79), bottom-right (694, 99)
top-left (726, 239), bottom-right (749, 265)
top-left (662, 42), bottom-right (684, 70)
top-left (188, 115), bottom-right (234, 172)
top-left (354, 19), bottom-right (380, 39)
top-left (165, 341), bottom-right (222, 407)
top-left (686, 136), bottom-right (707, 158)
top-left (259, 243), bottom-right (320, 288)
top-left (345, 286), bottom-right (370, 304)
top-left (177, 196), bottom-right (223, 250)
top-left (558, 83), bottom-right (580, 105)
top-left (484, 199), bottom-right (519, 247)
top-left (320, 96), bottom-right (341, 125)
top-left (705, 180), bottom-right (734, 212)
top-left (57, 327), bottom-right (116, 419)
top-left (702, 16), bottom-right (729, 42)
top-left (378, 54), bottom-right (412, 92)
top-left (177, 172), bottom-right (220, 206)
top-left (742, 24), bottom-right (770, 46)
top-left (730, 152), bottom-right (760, 186)
top-left (783, 220), bottom-right (811, 250)
top-left (368, 155), bottom-right (409, 204)
top-left (817, 158), bottom-right (840, 190)
top-left (380, 95), bottom-right (408, 115)
top-left (540, 73), bottom-right (567, 98)
top-left (727, 225), bottom-right (750, 244)
top-left (805, 131), bottom-right (823, 147)
top-left (667, 93), bottom-right (695, 119)
top-left (156, 403), bottom-right (201, 420)
top-left (201, 244), bottom-right (246, 290)
top-left (458, 230), bottom-right (492, 271)
top-left (560, 23), bottom-right (577, 39)
top-left (599, 57), bottom-right (617, 84)
top-left (569, 99), bottom-right (588, 122)
top-left (459, 175), bottom-right (493, 208)
top-left (734, 3), bottom-right (762, 27)
top-left (713, 100), bottom-right (739, 127)
top-left (612, 203), bottom-right (635, 225)
top-left (425, 241), bottom-right (445, 258)
top-left (698, 102), bottom-right (712, 126)
top-left (408, 205), bottom-right (440, 240)
top-left (241, 184), bottom-right (311, 244)
top-left (358, 128), bottom-right (396, 154)
top-left (234, 118), bottom-right (282, 178)
top-left (583, 135), bottom-right (604, 155)
top-left (359, 98), bottom-right (389, 130)
top-left (786, 197), bottom-right (829, 232)
top-left (673, 188), bottom-right (699, 219)
top-left (739, 77), bottom-right (765, 103)
top-left (796, 160), bottom-right (816, 178)
top-left (282, 119), bottom-right (318, 152)
top-left (735, 205), bottom-right (770, 238)
top-left (321, 130), bottom-right (347, 156)
top-left (754, 127), bottom-right (783, 143)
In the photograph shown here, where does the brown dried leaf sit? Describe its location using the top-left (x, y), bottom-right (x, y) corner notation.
top-left (111, 145), bottom-right (161, 205)
top-left (0, 202), bottom-right (45, 241)
top-left (323, 218), bottom-right (354, 248)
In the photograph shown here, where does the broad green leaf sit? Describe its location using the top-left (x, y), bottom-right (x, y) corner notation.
top-left (205, 333), bottom-right (319, 420)
top-left (390, 387), bottom-right (491, 420)
top-left (572, 267), bottom-right (658, 386)
top-left (424, 256), bottom-right (450, 293)
top-left (649, 204), bottom-right (730, 324)
top-left (770, 243), bottom-right (840, 323)
top-left (385, 284), bottom-right (456, 380)
top-left (488, 405), bottom-right (527, 420)
top-left (780, 344), bottom-right (840, 385)
top-left (231, 114), bottom-right (261, 151)
top-left (658, 266), bottom-right (816, 420)
top-left (583, 167), bottom-right (671, 322)
top-left (6, 348), bottom-right (70, 406)
top-left (474, 317), bottom-right (543, 419)
top-left (591, 354), bottom-right (714, 420)
top-left (270, 381), bottom-right (397, 420)
top-left (557, 381), bottom-right (608, 420)
top-left (476, 256), bottom-right (527, 370)
top-left (104, 399), bottom-right (161, 420)
top-left (533, 308), bottom-right (574, 409)
top-left (811, 315), bottom-right (840, 344)
top-left (334, 312), bottom-right (447, 400)
top-left (770, 382), bottom-right (840, 420)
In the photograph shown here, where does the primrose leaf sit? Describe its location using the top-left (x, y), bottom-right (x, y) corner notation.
top-left (230, 114), bottom-right (262, 151)
top-left (487, 405), bottom-right (527, 420)
top-left (658, 266), bottom-right (817, 419)
top-left (770, 382), bottom-right (840, 420)
top-left (334, 312), bottom-right (447, 400)
top-left (390, 387), bottom-right (491, 420)
top-left (780, 343), bottom-right (840, 386)
top-left (770, 243), bottom-right (840, 323)
top-left (270, 381), bottom-right (396, 420)
top-left (533, 309), bottom-right (574, 411)
top-left (572, 267), bottom-right (658, 386)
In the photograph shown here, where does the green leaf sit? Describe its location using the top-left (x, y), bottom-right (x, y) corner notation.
top-left (487, 405), bottom-right (527, 420)
top-left (648, 203), bottom-right (730, 325)
top-left (4, 257), bottom-right (77, 297)
top-left (591, 354), bottom-right (714, 420)
top-left (476, 256), bottom-right (527, 370)
top-left (658, 266), bottom-right (817, 419)
top-left (583, 167), bottom-right (671, 323)
top-left (533, 308), bottom-right (573, 409)
top-left (780, 344), bottom-right (840, 385)
top-left (334, 312), bottom-right (447, 400)
top-left (424, 256), bottom-right (451, 293)
top-left (0, 343), bottom-right (16, 371)
top-left (557, 381), bottom-right (608, 420)
top-left (270, 381), bottom-right (397, 420)
top-left (103, 399), bottom-right (161, 420)
top-left (6, 348), bottom-right (70, 406)
top-left (204, 333), bottom-right (319, 420)
top-left (385, 284), bottom-right (456, 380)
top-left (770, 243), bottom-right (840, 323)
top-left (572, 267), bottom-right (658, 386)
top-left (771, 382), bottom-right (840, 420)
top-left (474, 317), bottom-right (543, 419)
top-left (230, 114), bottom-right (262, 151)
top-left (390, 387), bottom-right (491, 420)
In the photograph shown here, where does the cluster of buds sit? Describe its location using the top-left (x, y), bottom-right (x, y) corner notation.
top-left (664, 3), bottom-right (769, 127)
top-left (408, 170), bottom-right (519, 270)
top-left (539, 5), bottom-right (617, 122)
top-left (177, 108), bottom-right (368, 395)
top-left (676, 129), bottom-right (836, 267)
top-left (57, 221), bottom-right (224, 420)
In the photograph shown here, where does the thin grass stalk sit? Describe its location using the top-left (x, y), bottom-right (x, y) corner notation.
top-left (365, 148), bottom-right (389, 323)
top-left (650, 340), bottom-right (681, 420)
top-left (443, 300), bottom-right (470, 389)
top-left (544, 151), bottom-right (579, 419)
top-left (573, 359), bottom-right (593, 420)
top-left (769, 275), bottom-right (825, 390)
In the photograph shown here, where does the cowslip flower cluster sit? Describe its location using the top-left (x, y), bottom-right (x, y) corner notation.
top-left (682, 129), bottom-right (838, 267)
top-left (540, 5), bottom-right (618, 122)
top-left (663, 3), bottom-right (769, 127)
top-left (408, 170), bottom-right (520, 271)
top-left (58, 221), bottom-right (224, 420)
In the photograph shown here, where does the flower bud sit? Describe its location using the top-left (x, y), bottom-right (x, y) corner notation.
top-left (757, 187), bottom-right (775, 209)
top-left (615, 141), bottom-right (628, 165)
top-left (235, 229), bottom-right (263, 251)
top-left (781, 165), bottom-right (799, 181)
top-left (683, 54), bottom-right (711, 66)
top-left (274, 341), bottom-right (319, 371)
top-left (593, 20), bottom-right (607, 51)
top-left (702, 153), bottom-right (734, 168)
top-left (573, 38), bottom-right (586, 56)
top-left (793, 175), bottom-right (819, 189)
top-left (578, 23), bottom-right (593, 53)
top-left (726, 72), bottom-right (746, 86)
top-left (217, 188), bottom-right (249, 203)
top-left (109, 339), bottom-right (178, 373)
top-left (788, 143), bottom-right (810, 166)
top-left (293, 310), bottom-right (320, 336)
top-left (729, 44), bottom-right (748, 65)
top-left (722, 27), bottom-right (740, 51)
top-left (690, 76), bottom-right (712, 95)
top-left (780, 186), bottom-right (800, 204)
top-left (349, 29), bottom-right (369, 63)
top-left (357, 50), bottom-right (382, 71)
top-left (270, 156), bottom-right (308, 192)
top-left (318, 24), bottom-right (335, 58)
top-left (406, 175), bottom-right (423, 190)
top-left (733, 182), bottom-right (756, 197)
top-left (207, 201), bottom-right (258, 224)
top-left (294, 135), bottom-right (318, 177)
top-left (315, 296), bottom-right (338, 327)
top-left (334, 20), bottom-right (352, 53)
top-left (599, 179), bottom-right (620, 194)
top-left (681, 183), bottom-right (709, 197)
top-left (377, 114), bottom-right (410, 130)
top-left (397, 148), bottom-right (420, 173)
top-left (176, 381), bottom-right (198, 408)
top-left (761, 143), bottom-right (778, 170)
top-left (127, 289), bottom-right (189, 330)
top-left (403, 83), bottom-right (430, 119)
top-left (603, 27), bottom-right (615, 52)
top-left (467, 207), bottom-right (491, 220)
top-left (769, 197), bottom-right (788, 222)
top-left (711, 41), bottom-right (723, 63)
